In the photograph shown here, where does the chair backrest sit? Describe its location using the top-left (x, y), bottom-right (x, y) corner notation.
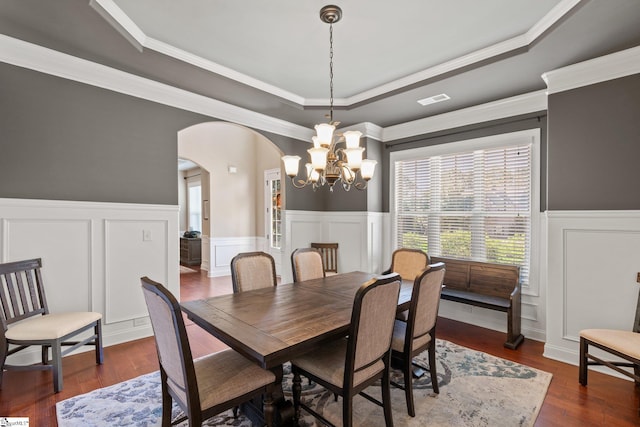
top-left (633, 289), bottom-right (640, 333)
top-left (405, 263), bottom-right (446, 350)
top-left (230, 251), bottom-right (277, 293)
top-left (389, 248), bottom-right (430, 281)
top-left (345, 273), bottom-right (401, 384)
top-left (311, 242), bottom-right (339, 274)
top-left (0, 258), bottom-right (48, 331)
top-left (141, 276), bottom-right (199, 413)
top-left (291, 248), bottom-right (325, 282)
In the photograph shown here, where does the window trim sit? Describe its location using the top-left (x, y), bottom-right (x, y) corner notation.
top-left (389, 128), bottom-right (541, 297)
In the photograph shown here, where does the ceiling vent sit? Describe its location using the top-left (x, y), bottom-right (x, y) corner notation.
top-left (417, 93), bottom-right (450, 106)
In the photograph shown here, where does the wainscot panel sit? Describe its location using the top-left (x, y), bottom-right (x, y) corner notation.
top-left (0, 198), bottom-right (179, 365)
top-left (545, 210), bottom-right (640, 379)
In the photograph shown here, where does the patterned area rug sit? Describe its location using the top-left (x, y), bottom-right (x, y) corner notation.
top-left (56, 339), bottom-right (551, 427)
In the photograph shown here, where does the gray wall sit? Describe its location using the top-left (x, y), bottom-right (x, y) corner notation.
top-left (0, 62), bottom-right (207, 204)
top-left (383, 113), bottom-right (548, 212)
top-left (547, 74), bottom-right (640, 210)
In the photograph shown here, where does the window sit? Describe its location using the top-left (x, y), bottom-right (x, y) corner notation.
top-left (187, 179), bottom-right (202, 232)
top-left (391, 129), bottom-right (539, 287)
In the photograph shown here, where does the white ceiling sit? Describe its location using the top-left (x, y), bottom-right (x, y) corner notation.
top-left (108, 0), bottom-right (562, 101)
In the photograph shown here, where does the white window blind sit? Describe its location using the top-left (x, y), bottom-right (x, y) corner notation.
top-left (394, 140), bottom-right (532, 285)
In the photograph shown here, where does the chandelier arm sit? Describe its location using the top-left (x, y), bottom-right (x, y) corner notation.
top-left (354, 177), bottom-right (369, 190)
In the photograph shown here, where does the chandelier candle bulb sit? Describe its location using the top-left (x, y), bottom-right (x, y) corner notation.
top-left (360, 159), bottom-right (377, 180)
top-left (343, 130), bottom-right (362, 149)
top-left (315, 123), bottom-right (335, 146)
top-left (282, 155), bottom-right (301, 177)
top-left (345, 147), bottom-right (364, 170)
top-left (308, 147), bottom-right (329, 170)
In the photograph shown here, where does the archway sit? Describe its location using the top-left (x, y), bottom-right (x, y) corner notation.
top-left (178, 122), bottom-right (283, 276)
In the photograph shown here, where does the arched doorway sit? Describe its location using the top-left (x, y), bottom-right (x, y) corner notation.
top-left (177, 122), bottom-right (283, 276)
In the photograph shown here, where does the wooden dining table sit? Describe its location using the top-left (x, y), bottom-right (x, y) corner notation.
top-left (181, 271), bottom-right (411, 426)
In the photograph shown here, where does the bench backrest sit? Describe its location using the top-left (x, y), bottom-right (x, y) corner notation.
top-left (431, 256), bottom-right (519, 299)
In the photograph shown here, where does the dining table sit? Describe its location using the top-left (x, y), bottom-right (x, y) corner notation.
top-left (180, 270), bottom-right (411, 426)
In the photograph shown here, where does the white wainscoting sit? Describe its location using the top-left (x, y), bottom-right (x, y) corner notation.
top-left (204, 236), bottom-right (265, 277)
top-left (281, 210), bottom-right (385, 284)
top-left (545, 210), bottom-right (640, 375)
top-left (0, 198), bottom-right (179, 364)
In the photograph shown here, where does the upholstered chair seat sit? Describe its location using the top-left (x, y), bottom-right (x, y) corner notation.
top-left (6, 312), bottom-right (102, 341)
top-left (194, 349), bottom-right (276, 410)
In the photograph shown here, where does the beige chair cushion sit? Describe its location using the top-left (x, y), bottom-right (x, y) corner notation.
top-left (391, 319), bottom-right (431, 352)
top-left (291, 339), bottom-right (384, 389)
top-left (195, 349), bottom-right (276, 410)
top-left (294, 251), bottom-right (324, 282)
top-left (580, 329), bottom-right (640, 360)
top-left (5, 312), bottom-right (102, 340)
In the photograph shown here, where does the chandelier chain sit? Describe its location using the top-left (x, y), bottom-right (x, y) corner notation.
top-left (329, 22), bottom-right (334, 123)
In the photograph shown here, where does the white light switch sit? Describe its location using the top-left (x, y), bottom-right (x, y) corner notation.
top-left (143, 229), bottom-right (152, 241)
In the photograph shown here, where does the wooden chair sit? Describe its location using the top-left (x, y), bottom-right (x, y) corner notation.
top-left (141, 276), bottom-right (277, 426)
top-left (383, 248), bottom-right (430, 281)
top-left (579, 290), bottom-right (640, 414)
top-left (291, 273), bottom-right (402, 427)
top-left (390, 263), bottom-right (446, 417)
top-left (230, 251), bottom-right (277, 293)
top-left (291, 248), bottom-right (325, 282)
top-left (383, 248), bottom-right (430, 321)
top-left (311, 243), bottom-right (339, 275)
top-left (0, 258), bottom-right (103, 393)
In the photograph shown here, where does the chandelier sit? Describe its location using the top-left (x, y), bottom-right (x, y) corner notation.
top-left (281, 5), bottom-right (377, 192)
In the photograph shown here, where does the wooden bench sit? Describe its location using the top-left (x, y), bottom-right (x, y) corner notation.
top-left (431, 256), bottom-right (524, 349)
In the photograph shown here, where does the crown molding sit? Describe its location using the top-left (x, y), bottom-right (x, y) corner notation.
top-left (542, 45), bottom-right (640, 94)
top-left (0, 34), bottom-right (313, 142)
top-left (91, 0), bottom-right (581, 109)
top-left (339, 122), bottom-right (384, 142)
top-left (0, 30), bottom-right (547, 145)
top-left (382, 90), bottom-right (547, 142)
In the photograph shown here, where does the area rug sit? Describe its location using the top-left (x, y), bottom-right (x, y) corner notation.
top-left (56, 339), bottom-right (551, 427)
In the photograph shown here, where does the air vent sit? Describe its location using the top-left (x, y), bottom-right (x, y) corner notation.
top-left (417, 93), bottom-right (450, 106)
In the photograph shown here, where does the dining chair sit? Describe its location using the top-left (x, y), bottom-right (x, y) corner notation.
top-left (384, 248), bottom-right (430, 321)
top-left (230, 251), bottom-right (277, 293)
top-left (311, 242), bottom-right (339, 275)
top-left (141, 276), bottom-right (277, 426)
top-left (579, 290), bottom-right (640, 414)
top-left (0, 258), bottom-right (103, 393)
top-left (291, 248), bottom-right (325, 282)
top-left (383, 248), bottom-right (430, 281)
top-left (291, 273), bottom-right (402, 427)
top-left (390, 262), bottom-right (446, 417)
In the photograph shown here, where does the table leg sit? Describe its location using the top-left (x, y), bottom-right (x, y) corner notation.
top-left (264, 364), bottom-right (287, 427)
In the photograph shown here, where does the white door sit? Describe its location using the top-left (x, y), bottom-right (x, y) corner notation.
top-left (264, 168), bottom-right (282, 275)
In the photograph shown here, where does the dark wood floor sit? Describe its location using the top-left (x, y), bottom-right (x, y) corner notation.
top-left (1, 268), bottom-right (639, 426)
